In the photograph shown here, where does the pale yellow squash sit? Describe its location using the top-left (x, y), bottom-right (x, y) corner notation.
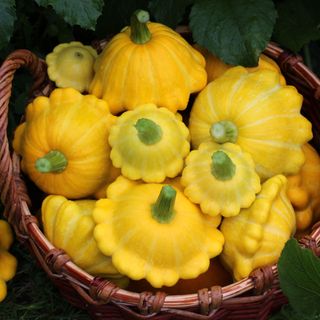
top-left (220, 175), bottom-right (296, 281)
top-left (93, 176), bottom-right (224, 288)
top-left (181, 142), bottom-right (261, 217)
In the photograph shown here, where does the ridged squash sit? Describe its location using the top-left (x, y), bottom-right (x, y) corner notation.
top-left (287, 143), bottom-right (320, 230)
top-left (13, 88), bottom-right (116, 199)
top-left (220, 175), bottom-right (296, 281)
top-left (181, 142), bottom-right (261, 217)
top-left (41, 195), bottom-right (127, 284)
top-left (109, 104), bottom-right (190, 182)
top-left (89, 10), bottom-right (207, 114)
top-left (189, 66), bottom-right (313, 180)
top-left (93, 176), bottom-right (224, 288)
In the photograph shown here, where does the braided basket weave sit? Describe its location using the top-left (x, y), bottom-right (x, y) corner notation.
top-left (1, 36), bottom-right (320, 319)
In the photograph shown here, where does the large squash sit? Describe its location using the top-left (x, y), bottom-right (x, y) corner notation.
top-left (188, 66), bottom-right (313, 180)
top-left (13, 88), bottom-right (116, 199)
top-left (93, 176), bottom-right (224, 288)
top-left (89, 10), bottom-right (207, 114)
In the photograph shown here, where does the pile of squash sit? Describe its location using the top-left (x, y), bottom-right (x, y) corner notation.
top-left (12, 9), bottom-right (320, 291)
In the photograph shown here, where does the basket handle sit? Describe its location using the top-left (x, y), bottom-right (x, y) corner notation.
top-left (0, 49), bottom-right (50, 225)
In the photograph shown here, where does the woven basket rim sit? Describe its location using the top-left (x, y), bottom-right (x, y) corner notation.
top-left (1, 38), bottom-right (320, 316)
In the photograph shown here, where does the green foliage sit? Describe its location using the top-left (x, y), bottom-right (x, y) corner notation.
top-left (190, 0), bottom-right (277, 66)
top-left (35, 0), bottom-right (104, 30)
top-left (271, 238), bottom-right (320, 319)
top-left (0, 0), bottom-right (16, 50)
top-left (1, 0), bottom-right (320, 67)
top-left (273, 0), bottom-right (320, 52)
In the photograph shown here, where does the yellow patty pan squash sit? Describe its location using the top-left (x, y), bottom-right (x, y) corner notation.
top-left (181, 142), bottom-right (261, 217)
top-left (89, 10), bottom-right (207, 114)
top-left (287, 143), bottom-right (320, 231)
top-left (109, 103), bottom-right (190, 182)
top-left (13, 88), bottom-right (116, 199)
top-left (93, 176), bottom-right (224, 288)
top-left (195, 45), bottom-right (286, 84)
top-left (0, 220), bottom-right (17, 302)
top-left (220, 175), bottom-right (296, 281)
top-left (41, 195), bottom-right (125, 280)
top-left (189, 66), bottom-right (313, 180)
top-left (46, 41), bottom-right (97, 92)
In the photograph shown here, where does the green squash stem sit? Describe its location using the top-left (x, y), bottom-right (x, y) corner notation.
top-left (130, 9), bottom-right (152, 44)
top-left (135, 118), bottom-right (163, 145)
top-left (152, 185), bottom-right (176, 224)
top-left (210, 120), bottom-right (238, 143)
top-left (211, 150), bottom-right (236, 180)
top-left (35, 150), bottom-right (68, 173)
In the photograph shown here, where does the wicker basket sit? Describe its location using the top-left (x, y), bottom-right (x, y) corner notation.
top-left (1, 38), bottom-right (320, 320)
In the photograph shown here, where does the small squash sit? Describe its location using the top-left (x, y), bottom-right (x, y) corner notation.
top-left (0, 220), bottom-right (17, 302)
top-left (89, 10), bottom-right (207, 114)
top-left (189, 66), bottom-right (313, 180)
top-left (13, 88), bottom-right (116, 199)
top-left (181, 142), bottom-right (261, 217)
top-left (109, 104), bottom-right (190, 182)
top-left (195, 44), bottom-right (286, 84)
top-left (0, 220), bottom-right (14, 251)
top-left (287, 143), bottom-right (320, 230)
top-left (46, 41), bottom-right (97, 92)
top-left (41, 195), bottom-right (127, 282)
top-left (220, 175), bottom-right (296, 281)
top-left (93, 176), bottom-right (224, 288)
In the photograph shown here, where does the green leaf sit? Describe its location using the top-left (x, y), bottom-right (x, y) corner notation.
top-left (189, 0), bottom-right (277, 67)
top-left (273, 0), bottom-right (320, 52)
top-left (277, 238), bottom-right (320, 317)
top-left (35, 0), bottom-right (104, 30)
top-left (0, 0), bottom-right (16, 50)
top-left (148, 0), bottom-right (194, 28)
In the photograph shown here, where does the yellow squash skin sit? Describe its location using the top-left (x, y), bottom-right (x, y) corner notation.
top-left (89, 11), bottom-right (207, 114)
top-left (46, 41), bottom-right (98, 92)
top-left (287, 143), bottom-right (320, 230)
top-left (13, 88), bottom-right (116, 199)
top-left (0, 220), bottom-right (17, 302)
top-left (181, 142), bottom-right (261, 217)
top-left (220, 175), bottom-right (296, 281)
top-left (109, 104), bottom-right (190, 182)
top-left (189, 66), bottom-right (313, 180)
top-left (41, 195), bottom-right (125, 280)
top-left (195, 44), bottom-right (286, 84)
top-left (93, 176), bottom-right (224, 288)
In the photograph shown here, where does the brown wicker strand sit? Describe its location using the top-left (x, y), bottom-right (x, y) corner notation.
top-left (90, 277), bottom-right (120, 304)
top-left (0, 50), bottom-right (48, 225)
top-left (249, 265), bottom-right (275, 295)
top-left (45, 248), bottom-right (71, 274)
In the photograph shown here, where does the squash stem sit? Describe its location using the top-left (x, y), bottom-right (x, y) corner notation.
top-left (130, 10), bottom-right (151, 44)
top-left (211, 150), bottom-right (236, 180)
top-left (210, 120), bottom-right (238, 143)
top-left (152, 185), bottom-right (176, 224)
top-left (35, 150), bottom-right (68, 173)
top-left (135, 118), bottom-right (163, 145)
